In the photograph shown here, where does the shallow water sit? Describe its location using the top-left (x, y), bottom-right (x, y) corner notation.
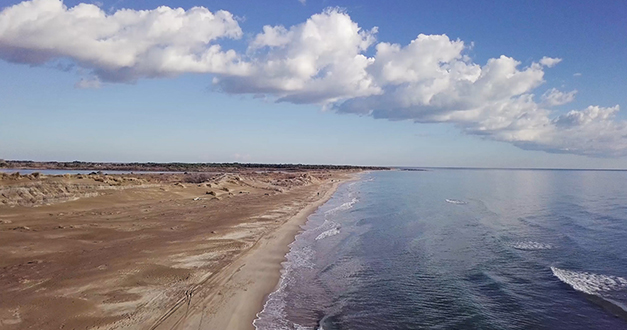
top-left (255, 169), bottom-right (627, 329)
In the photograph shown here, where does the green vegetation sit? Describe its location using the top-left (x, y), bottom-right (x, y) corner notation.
top-left (2, 160), bottom-right (390, 172)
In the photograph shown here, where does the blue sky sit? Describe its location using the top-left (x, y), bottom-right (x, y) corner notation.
top-left (1, 0), bottom-right (626, 168)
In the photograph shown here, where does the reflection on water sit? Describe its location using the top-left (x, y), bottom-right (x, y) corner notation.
top-left (255, 169), bottom-right (627, 330)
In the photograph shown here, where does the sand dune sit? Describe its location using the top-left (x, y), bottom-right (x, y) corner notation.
top-left (0, 170), bottom-right (354, 329)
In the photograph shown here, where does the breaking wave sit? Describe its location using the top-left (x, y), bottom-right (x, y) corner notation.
top-left (510, 241), bottom-right (553, 250)
top-left (551, 266), bottom-right (627, 319)
top-left (325, 197), bottom-right (358, 215)
top-left (445, 199), bottom-right (467, 205)
top-left (253, 243), bottom-right (315, 330)
top-left (316, 228), bottom-right (340, 240)
top-left (255, 178), bottom-right (360, 329)
top-left (551, 267), bottom-right (627, 295)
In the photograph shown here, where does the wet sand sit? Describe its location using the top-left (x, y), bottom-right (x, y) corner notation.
top-left (0, 171), bottom-right (354, 329)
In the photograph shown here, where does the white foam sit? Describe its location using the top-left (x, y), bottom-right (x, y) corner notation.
top-left (255, 182), bottom-right (359, 329)
top-left (510, 241), bottom-right (553, 250)
top-left (316, 228), bottom-right (340, 241)
top-left (296, 326), bottom-right (315, 330)
top-left (445, 199), bottom-right (467, 205)
top-left (316, 219), bottom-right (335, 228)
top-left (253, 240), bottom-right (315, 329)
top-left (551, 267), bottom-right (627, 295)
top-left (325, 197), bottom-right (358, 215)
top-left (289, 245), bottom-right (315, 270)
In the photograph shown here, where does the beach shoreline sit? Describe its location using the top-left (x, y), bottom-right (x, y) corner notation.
top-left (162, 175), bottom-right (357, 330)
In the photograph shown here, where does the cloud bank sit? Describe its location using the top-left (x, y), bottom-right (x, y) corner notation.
top-left (0, 0), bottom-right (624, 157)
top-left (0, 0), bottom-right (248, 82)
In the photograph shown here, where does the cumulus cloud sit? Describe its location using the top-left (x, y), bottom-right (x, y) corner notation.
top-left (539, 56), bottom-right (562, 68)
top-left (540, 88), bottom-right (577, 107)
top-left (531, 105), bottom-right (625, 157)
top-left (216, 8), bottom-right (380, 104)
top-left (338, 39), bottom-right (547, 120)
top-left (0, 0), bottom-right (249, 82)
top-left (1, 1), bottom-right (626, 157)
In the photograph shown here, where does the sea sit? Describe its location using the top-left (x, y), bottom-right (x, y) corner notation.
top-left (253, 169), bottom-right (627, 330)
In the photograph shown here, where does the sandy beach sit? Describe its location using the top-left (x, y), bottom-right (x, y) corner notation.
top-left (0, 170), bottom-right (355, 329)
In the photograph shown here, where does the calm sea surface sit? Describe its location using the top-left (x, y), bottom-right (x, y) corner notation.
top-left (254, 169), bottom-right (627, 330)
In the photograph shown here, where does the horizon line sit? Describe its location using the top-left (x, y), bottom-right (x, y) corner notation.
top-left (2, 160), bottom-right (627, 172)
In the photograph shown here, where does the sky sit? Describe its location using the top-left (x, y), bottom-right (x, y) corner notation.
top-left (1, 0), bottom-right (627, 168)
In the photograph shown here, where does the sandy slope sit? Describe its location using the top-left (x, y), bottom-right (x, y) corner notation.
top-left (157, 178), bottom-right (346, 330)
top-left (0, 171), bottom-right (353, 329)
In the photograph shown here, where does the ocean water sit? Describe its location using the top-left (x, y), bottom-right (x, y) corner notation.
top-left (254, 169), bottom-right (627, 330)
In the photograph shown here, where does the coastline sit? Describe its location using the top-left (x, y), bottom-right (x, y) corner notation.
top-left (168, 175), bottom-right (356, 330)
top-left (0, 170), bottom-right (361, 329)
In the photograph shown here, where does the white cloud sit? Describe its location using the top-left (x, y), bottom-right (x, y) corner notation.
top-left (338, 42), bottom-right (548, 123)
top-left (540, 88), bottom-right (577, 107)
top-left (554, 105), bottom-right (619, 128)
top-left (574, 72), bottom-right (582, 77)
top-left (298, 0), bottom-right (306, 5)
top-left (0, 0), bottom-right (249, 82)
top-left (1, 1), bottom-right (626, 158)
top-left (539, 56), bottom-right (562, 68)
top-left (216, 8), bottom-right (380, 104)
top-left (537, 105), bottom-right (626, 157)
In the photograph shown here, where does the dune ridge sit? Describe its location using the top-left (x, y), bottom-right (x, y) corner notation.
top-left (0, 169), bottom-right (357, 329)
